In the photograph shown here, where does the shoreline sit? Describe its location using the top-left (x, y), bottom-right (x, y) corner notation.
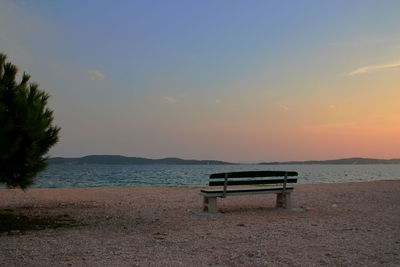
top-left (1, 180), bottom-right (399, 266)
top-left (1, 177), bottom-right (400, 191)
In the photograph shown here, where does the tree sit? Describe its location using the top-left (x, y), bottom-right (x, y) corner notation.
top-left (0, 53), bottom-right (60, 189)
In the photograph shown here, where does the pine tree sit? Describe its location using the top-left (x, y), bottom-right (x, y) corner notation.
top-left (0, 53), bottom-right (60, 189)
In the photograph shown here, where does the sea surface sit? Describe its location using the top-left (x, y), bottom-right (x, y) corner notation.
top-left (27, 164), bottom-right (400, 188)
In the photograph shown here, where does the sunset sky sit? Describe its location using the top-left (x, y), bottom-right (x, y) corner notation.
top-left (1, 0), bottom-right (399, 162)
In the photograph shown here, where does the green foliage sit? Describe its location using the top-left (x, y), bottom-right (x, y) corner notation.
top-left (0, 53), bottom-right (60, 189)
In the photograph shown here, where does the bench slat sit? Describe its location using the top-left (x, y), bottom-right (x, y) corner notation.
top-left (209, 178), bottom-right (297, 186)
top-left (209, 171), bottom-right (298, 179)
top-left (200, 187), bottom-right (294, 196)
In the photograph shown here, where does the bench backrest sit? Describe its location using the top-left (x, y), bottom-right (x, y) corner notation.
top-left (208, 171), bottom-right (298, 186)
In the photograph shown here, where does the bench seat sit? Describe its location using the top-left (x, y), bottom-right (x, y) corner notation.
top-left (200, 186), bottom-right (294, 197)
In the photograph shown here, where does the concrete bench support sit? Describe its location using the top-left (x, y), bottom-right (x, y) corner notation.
top-left (276, 192), bottom-right (292, 209)
top-left (203, 197), bottom-right (217, 213)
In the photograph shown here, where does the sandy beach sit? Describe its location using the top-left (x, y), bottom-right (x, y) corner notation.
top-left (0, 180), bottom-right (399, 266)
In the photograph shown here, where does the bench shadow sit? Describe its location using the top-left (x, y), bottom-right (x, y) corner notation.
top-left (192, 203), bottom-right (306, 216)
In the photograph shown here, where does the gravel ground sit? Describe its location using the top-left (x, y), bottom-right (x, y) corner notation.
top-left (0, 180), bottom-right (399, 266)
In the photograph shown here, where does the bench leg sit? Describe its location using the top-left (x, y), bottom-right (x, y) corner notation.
top-left (203, 197), bottom-right (218, 213)
top-left (276, 192), bottom-right (292, 209)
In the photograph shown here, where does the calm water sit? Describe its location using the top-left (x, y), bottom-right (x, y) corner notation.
top-left (29, 164), bottom-right (400, 188)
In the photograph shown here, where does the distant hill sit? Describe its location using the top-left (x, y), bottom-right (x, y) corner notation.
top-left (48, 155), bottom-right (400, 165)
top-left (48, 155), bottom-right (235, 165)
top-left (259, 157), bottom-right (400, 165)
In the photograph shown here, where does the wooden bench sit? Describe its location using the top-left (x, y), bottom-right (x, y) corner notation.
top-left (200, 171), bottom-right (298, 213)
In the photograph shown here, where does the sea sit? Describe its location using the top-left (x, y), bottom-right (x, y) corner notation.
top-left (28, 164), bottom-right (400, 188)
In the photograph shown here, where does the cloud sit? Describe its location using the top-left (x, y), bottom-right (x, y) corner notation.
top-left (278, 103), bottom-right (289, 112)
top-left (162, 96), bottom-right (177, 104)
top-left (88, 70), bottom-right (106, 80)
top-left (214, 99), bottom-right (222, 104)
top-left (349, 61), bottom-right (400, 75)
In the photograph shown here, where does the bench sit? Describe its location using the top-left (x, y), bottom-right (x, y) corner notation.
top-left (200, 171), bottom-right (298, 213)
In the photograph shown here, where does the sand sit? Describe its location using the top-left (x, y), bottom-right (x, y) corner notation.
top-left (0, 180), bottom-right (399, 266)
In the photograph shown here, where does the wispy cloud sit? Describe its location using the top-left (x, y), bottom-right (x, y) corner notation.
top-left (214, 99), bottom-right (222, 104)
top-left (349, 61), bottom-right (400, 75)
top-left (162, 96), bottom-right (177, 104)
top-left (88, 70), bottom-right (106, 80)
top-left (278, 103), bottom-right (289, 112)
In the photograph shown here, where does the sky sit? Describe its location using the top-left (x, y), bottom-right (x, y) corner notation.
top-left (1, 0), bottom-right (399, 162)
